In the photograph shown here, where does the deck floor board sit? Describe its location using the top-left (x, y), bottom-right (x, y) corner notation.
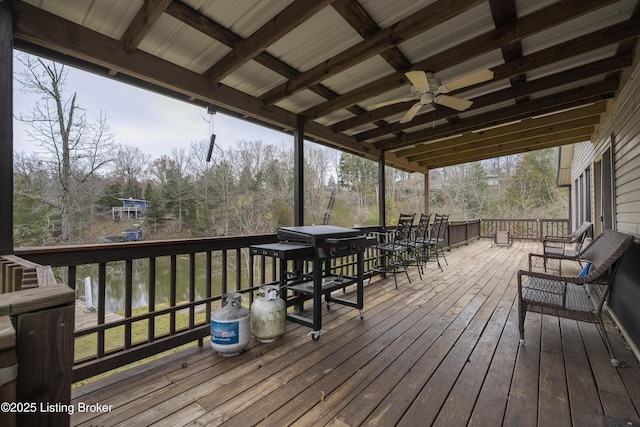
top-left (70, 239), bottom-right (640, 427)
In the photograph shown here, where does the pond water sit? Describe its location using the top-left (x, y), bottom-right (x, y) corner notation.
top-left (72, 254), bottom-right (249, 313)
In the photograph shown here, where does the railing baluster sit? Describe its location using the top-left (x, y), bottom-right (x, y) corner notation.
top-left (68, 265), bottom-right (76, 290)
top-left (189, 253), bottom-right (195, 329)
top-left (170, 255), bottom-right (177, 335)
top-left (221, 250), bottom-right (228, 295)
top-left (235, 248), bottom-right (241, 293)
top-left (125, 259), bottom-right (132, 349)
top-left (206, 251), bottom-right (212, 325)
top-left (148, 257), bottom-right (156, 343)
top-left (97, 263), bottom-right (106, 358)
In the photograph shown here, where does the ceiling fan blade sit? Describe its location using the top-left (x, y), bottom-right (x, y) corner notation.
top-left (367, 97), bottom-right (414, 110)
top-left (405, 71), bottom-right (430, 90)
top-left (399, 102), bottom-right (424, 123)
top-left (435, 95), bottom-right (473, 111)
top-left (441, 69), bottom-right (494, 92)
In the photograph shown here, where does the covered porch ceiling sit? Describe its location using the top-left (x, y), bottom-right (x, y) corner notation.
top-left (10, 0), bottom-right (640, 173)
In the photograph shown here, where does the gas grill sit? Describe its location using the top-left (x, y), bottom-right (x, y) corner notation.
top-left (250, 225), bottom-right (370, 340)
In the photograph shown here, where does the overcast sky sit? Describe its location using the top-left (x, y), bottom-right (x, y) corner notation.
top-left (12, 52), bottom-right (293, 161)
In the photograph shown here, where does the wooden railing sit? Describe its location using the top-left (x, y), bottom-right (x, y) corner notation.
top-left (445, 219), bottom-right (482, 248)
top-left (480, 218), bottom-right (570, 240)
top-left (14, 230), bottom-right (386, 382)
top-left (10, 218), bottom-right (558, 383)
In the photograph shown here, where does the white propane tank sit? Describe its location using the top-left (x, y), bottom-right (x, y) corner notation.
top-left (210, 293), bottom-right (251, 357)
top-left (250, 285), bottom-right (286, 343)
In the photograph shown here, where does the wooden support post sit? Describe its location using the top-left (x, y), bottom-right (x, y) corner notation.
top-left (378, 150), bottom-right (386, 227)
top-left (424, 169), bottom-right (430, 215)
top-left (0, 286), bottom-right (75, 427)
top-left (293, 115), bottom-right (304, 226)
top-left (0, 316), bottom-right (17, 427)
top-left (0, 1), bottom-right (13, 255)
top-left (16, 305), bottom-right (74, 426)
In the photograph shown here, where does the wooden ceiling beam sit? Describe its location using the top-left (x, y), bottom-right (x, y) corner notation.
top-left (422, 135), bottom-right (590, 169)
top-left (489, 0), bottom-right (528, 95)
top-left (204, 0), bottom-right (336, 83)
top-left (408, 123), bottom-right (597, 163)
top-left (164, 2), bottom-right (239, 45)
top-left (260, 0), bottom-right (485, 104)
top-left (384, 150), bottom-right (429, 174)
top-left (302, 0), bottom-right (620, 120)
top-left (331, 0), bottom-right (411, 71)
top-left (122, 0), bottom-right (172, 52)
top-left (396, 105), bottom-right (605, 159)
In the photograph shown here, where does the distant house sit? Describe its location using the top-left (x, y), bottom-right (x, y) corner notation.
top-left (112, 198), bottom-right (148, 220)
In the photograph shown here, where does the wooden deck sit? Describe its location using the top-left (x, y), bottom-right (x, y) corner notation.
top-left (70, 239), bottom-right (640, 426)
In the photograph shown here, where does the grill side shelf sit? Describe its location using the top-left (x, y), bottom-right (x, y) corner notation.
top-left (286, 275), bottom-right (357, 295)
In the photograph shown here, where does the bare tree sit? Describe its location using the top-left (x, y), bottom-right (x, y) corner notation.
top-left (15, 54), bottom-right (115, 243)
top-left (304, 143), bottom-right (331, 224)
top-left (114, 144), bottom-right (151, 199)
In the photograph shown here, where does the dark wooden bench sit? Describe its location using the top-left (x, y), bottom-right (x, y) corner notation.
top-left (518, 229), bottom-right (634, 366)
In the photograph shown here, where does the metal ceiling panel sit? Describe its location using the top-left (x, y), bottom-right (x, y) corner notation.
top-left (528, 75), bottom-right (605, 100)
top-left (526, 46), bottom-right (620, 80)
top-left (361, 0), bottom-right (438, 29)
top-left (321, 55), bottom-right (396, 94)
top-left (182, 0), bottom-right (293, 38)
top-left (514, 0), bottom-right (559, 16)
top-left (266, 7), bottom-right (361, 73)
top-left (140, 14), bottom-right (230, 74)
top-left (343, 123), bottom-right (379, 137)
top-left (520, 0), bottom-right (636, 55)
top-left (315, 110), bottom-right (358, 127)
top-left (222, 61), bottom-right (287, 98)
top-left (274, 89), bottom-right (327, 114)
top-left (361, 86), bottom-right (414, 110)
top-left (397, 2), bottom-right (496, 66)
top-left (24, 0), bottom-right (142, 40)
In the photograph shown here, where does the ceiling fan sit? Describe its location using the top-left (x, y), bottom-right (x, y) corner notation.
top-left (367, 69), bottom-right (494, 124)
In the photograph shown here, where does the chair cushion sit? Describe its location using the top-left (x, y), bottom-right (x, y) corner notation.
top-left (577, 262), bottom-right (591, 278)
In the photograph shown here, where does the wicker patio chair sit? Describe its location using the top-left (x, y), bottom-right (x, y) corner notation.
top-left (544, 221), bottom-right (592, 255)
top-left (370, 213), bottom-right (416, 289)
top-left (541, 221), bottom-right (592, 271)
top-left (518, 229), bottom-right (633, 367)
